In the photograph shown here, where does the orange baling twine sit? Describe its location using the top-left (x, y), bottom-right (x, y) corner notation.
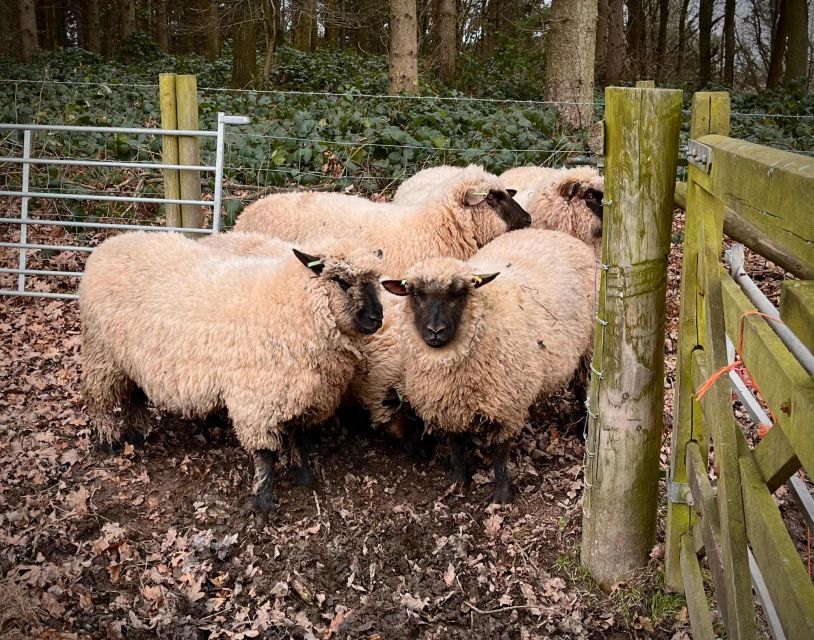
top-left (693, 309), bottom-right (811, 577)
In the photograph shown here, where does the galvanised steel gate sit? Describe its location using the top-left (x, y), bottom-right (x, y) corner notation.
top-left (0, 112), bottom-right (249, 300)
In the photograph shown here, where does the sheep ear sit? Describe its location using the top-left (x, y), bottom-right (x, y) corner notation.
top-left (373, 248), bottom-right (383, 259)
top-left (472, 272), bottom-right (500, 288)
top-left (558, 180), bottom-right (580, 200)
top-left (506, 188), bottom-right (518, 198)
top-left (381, 279), bottom-right (409, 296)
top-left (464, 189), bottom-right (488, 206)
top-left (293, 248), bottom-right (324, 275)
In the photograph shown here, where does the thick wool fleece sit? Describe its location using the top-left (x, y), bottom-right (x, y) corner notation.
top-left (80, 232), bottom-right (381, 454)
top-left (392, 165), bottom-right (469, 205)
top-left (233, 165), bottom-right (514, 276)
top-left (398, 229), bottom-right (595, 444)
top-left (499, 166), bottom-right (563, 197)
top-left (199, 231), bottom-right (293, 257)
top-left (348, 294), bottom-right (405, 427)
top-left (500, 167), bottom-right (606, 250)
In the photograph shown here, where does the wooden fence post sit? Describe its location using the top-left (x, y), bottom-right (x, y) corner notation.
top-left (664, 91), bottom-right (730, 592)
top-left (175, 74), bottom-right (202, 230)
top-left (580, 86), bottom-right (682, 589)
top-left (159, 73), bottom-right (182, 228)
top-left (636, 80), bottom-right (656, 88)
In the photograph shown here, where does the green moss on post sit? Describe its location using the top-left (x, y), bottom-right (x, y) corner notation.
top-left (159, 73), bottom-right (182, 228)
top-left (580, 86), bottom-right (682, 589)
top-left (664, 91), bottom-right (730, 593)
top-left (175, 74), bottom-right (202, 230)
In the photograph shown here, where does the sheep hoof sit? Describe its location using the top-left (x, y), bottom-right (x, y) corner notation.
top-left (491, 483), bottom-right (514, 505)
top-left (124, 427), bottom-right (145, 449)
top-left (249, 492), bottom-right (278, 515)
top-left (291, 463), bottom-right (315, 487)
top-left (94, 438), bottom-right (123, 454)
top-left (447, 470), bottom-right (471, 490)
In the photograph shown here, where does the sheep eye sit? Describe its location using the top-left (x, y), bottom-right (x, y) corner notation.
top-left (450, 288), bottom-right (466, 299)
top-left (331, 276), bottom-right (351, 291)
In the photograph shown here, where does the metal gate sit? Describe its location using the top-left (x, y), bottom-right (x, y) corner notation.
top-left (0, 112), bottom-right (249, 300)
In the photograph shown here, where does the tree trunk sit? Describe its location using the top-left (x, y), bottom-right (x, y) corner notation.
top-left (434, 0), bottom-right (456, 82)
top-left (482, 0), bottom-right (499, 57)
top-left (626, 0), bottom-right (644, 79)
top-left (204, 0), bottom-right (220, 60)
top-left (699, 0), bottom-right (713, 85)
top-left (655, 0), bottom-right (668, 81)
top-left (293, 0), bottom-right (316, 51)
top-left (262, 0), bottom-right (277, 80)
top-left (389, 0), bottom-right (419, 94)
top-left (605, 0), bottom-right (624, 84)
top-left (545, 0), bottom-right (598, 128)
top-left (83, 0), bottom-right (101, 53)
top-left (18, 0), bottom-right (38, 61)
top-left (783, 0), bottom-right (808, 86)
top-left (154, 0), bottom-right (169, 50)
top-left (723, 0), bottom-right (735, 84)
top-left (595, 0), bottom-right (609, 81)
top-left (121, 0), bottom-right (136, 42)
top-left (324, 0), bottom-right (338, 44)
top-left (674, 0), bottom-right (690, 80)
top-left (767, 0), bottom-right (787, 88)
top-left (231, 0), bottom-right (257, 88)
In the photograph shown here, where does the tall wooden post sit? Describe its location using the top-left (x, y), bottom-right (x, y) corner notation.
top-left (581, 86), bottom-right (682, 589)
top-left (175, 75), bottom-right (202, 230)
top-left (159, 73), bottom-right (182, 228)
top-left (636, 80), bottom-right (656, 88)
top-left (664, 91), bottom-right (731, 592)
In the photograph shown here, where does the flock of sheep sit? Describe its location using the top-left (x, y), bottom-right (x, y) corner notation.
top-left (78, 163), bottom-right (605, 514)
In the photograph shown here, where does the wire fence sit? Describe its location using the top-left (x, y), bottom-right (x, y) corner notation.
top-left (2, 78), bottom-right (814, 297)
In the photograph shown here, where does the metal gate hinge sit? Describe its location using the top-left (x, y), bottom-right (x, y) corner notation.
top-left (686, 139), bottom-right (712, 174)
top-left (668, 481), bottom-right (694, 506)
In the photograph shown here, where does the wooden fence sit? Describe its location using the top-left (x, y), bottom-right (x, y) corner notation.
top-left (664, 91), bottom-right (814, 639)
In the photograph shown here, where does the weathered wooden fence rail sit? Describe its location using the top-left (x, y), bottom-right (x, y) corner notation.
top-left (665, 91), bottom-right (814, 639)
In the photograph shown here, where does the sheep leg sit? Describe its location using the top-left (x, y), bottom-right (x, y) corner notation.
top-left (491, 441), bottom-right (514, 504)
top-left (290, 428), bottom-right (315, 487)
top-left (249, 449), bottom-right (278, 514)
top-left (82, 347), bottom-right (128, 452)
top-left (121, 385), bottom-right (150, 448)
top-left (400, 408), bottom-right (435, 461)
top-left (448, 433), bottom-right (470, 488)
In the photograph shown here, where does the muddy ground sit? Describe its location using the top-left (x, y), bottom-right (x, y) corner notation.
top-left (0, 210), bottom-right (809, 639)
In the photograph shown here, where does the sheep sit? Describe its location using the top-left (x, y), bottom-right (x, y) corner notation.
top-left (391, 165), bottom-right (474, 205)
top-left (202, 231), bottom-right (426, 454)
top-left (381, 228), bottom-right (595, 503)
top-left (500, 166), bottom-right (605, 255)
top-left (233, 165), bottom-right (531, 275)
top-left (80, 231), bottom-right (384, 515)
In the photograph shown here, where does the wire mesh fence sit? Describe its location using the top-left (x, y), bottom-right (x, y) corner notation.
top-left (3, 78), bottom-right (814, 298)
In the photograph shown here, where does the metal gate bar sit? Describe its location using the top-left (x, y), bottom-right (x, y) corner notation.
top-left (0, 113), bottom-right (249, 300)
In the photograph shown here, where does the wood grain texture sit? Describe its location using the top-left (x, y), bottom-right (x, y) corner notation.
top-left (159, 73), bottom-right (182, 228)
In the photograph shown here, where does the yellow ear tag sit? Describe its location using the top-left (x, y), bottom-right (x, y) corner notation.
top-left (400, 279), bottom-right (407, 286)
top-left (307, 259), bottom-right (323, 268)
top-left (471, 191), bottom-right (488, 197)
top-left (472, 275), bottom-right (483, 285)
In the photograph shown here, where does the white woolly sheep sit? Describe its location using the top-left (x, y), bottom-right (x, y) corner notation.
top-left (202, 231), bottom-right (423, 453)
top-left (233, 165), bottom-right (531, 275)
top-left (500, 166), bottom-right (605, 255)
top-left (381, 228), bottom-right (595, 503)
top-left (80, 231), bottom-right (384, 515)
top-left (392, 165), bottom-right (472, 205)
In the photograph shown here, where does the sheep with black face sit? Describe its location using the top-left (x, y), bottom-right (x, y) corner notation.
top-left (382, 229), bottom-right (595, 503)
top-left (500, 166), bottom-right (605, 256)
top-left (234, 165), bottom-right (531, 275)
top-left (80, 231), bottom-right (384, 515)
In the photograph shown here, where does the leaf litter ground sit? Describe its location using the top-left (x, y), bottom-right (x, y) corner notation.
top-left (7, 210), bottom-right (806, 639)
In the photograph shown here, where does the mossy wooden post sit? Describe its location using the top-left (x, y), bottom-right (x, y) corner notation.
top-left (580, 86), bottom-right (682, 588)
top-left (636, 80), bottom-right (656, 88)
top-left (664, 92), bottom-right (730, 592)
top-left (175, 74), bottom-right (202, 229)
top-left (159, 73), bottom-right (182, 228)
